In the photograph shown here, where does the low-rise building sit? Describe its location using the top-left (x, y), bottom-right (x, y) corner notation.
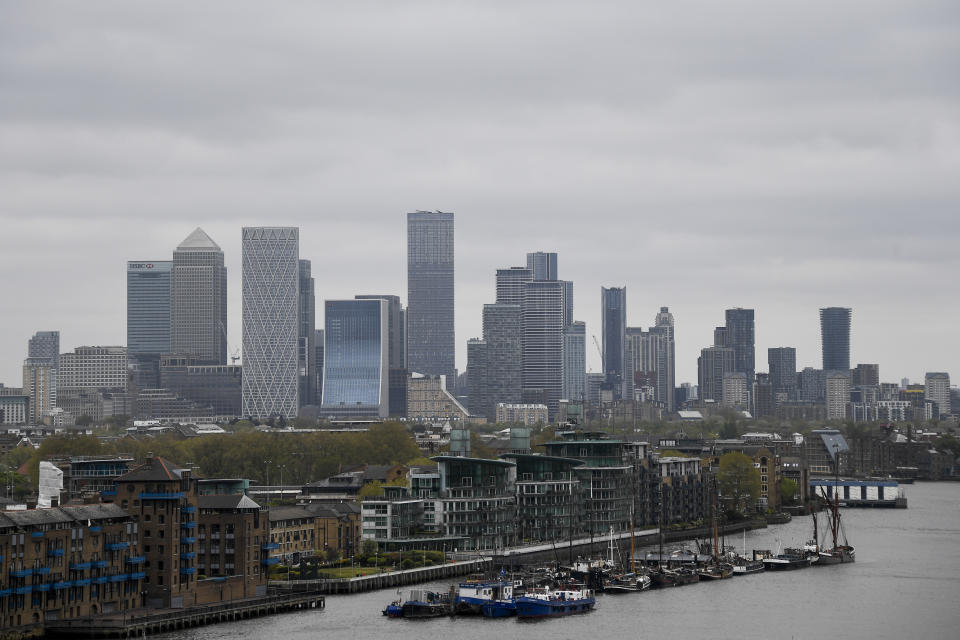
top-left (495, 403), bottom-right (548, 425)
top-left (268, 506), bottom-right (317, 561)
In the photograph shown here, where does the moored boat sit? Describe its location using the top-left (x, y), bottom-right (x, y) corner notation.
top-left (388, 589), bottom-right (450, 618)
top-left (758, 548), bottom-right (815, 571)
top-left (455, 579), bottom-right (515, 615)
top-left (515, 587), bottom-right (595, 618)
top-left (603, 571), bottom-right (652, 593)
top-left (650, 566), bottom-right (699, 588)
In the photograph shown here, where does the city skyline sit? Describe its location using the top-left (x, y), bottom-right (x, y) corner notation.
top-left (1, 3), bottom-right (957, 388)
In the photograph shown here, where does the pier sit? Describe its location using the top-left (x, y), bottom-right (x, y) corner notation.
top-left (44, 591), bottom-right (324, 638)
top-left (270, 557), bottom-right (492, 594)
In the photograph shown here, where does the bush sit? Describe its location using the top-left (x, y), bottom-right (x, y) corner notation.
top-left (401, 558), bottom-right (415, 570)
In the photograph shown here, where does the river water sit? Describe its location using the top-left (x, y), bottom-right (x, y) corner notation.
top-left (157, 482), bottom-right (960, 640)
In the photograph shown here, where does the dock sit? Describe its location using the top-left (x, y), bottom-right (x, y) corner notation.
top-left (44, 591), bottom-right (324, 638)
top-left (270, 557), bottom-right (492, 594)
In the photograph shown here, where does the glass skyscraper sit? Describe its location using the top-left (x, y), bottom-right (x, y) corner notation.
top-left (299, 259), bottom-right (316, 407)
top-left (725, 308), bottom-right (756, 394)
top-left (241, 227), bottom-right (300, 419)
top-left (563, 321), bottom-right (586, 403)
top-left (522, 280), bottom-right (569, 418)
top-left (171, 228), bottom-right (227, 365)
top-left (127, 260), bottom-right (172, 388)
top-left (768, 347), bottom-right (798, 401)
top-left (526, 251), bottom-right (558, 281)
top-left (320, 298), bottom-right (389, 417)
top-left (601, 286), bottom-right (627, 397)
top-left (406, 211), bottom-right (455, 383)
top-left (820, 307), bottom-right (852, 373)
top-left (28, 331), bottom-right (60, 367)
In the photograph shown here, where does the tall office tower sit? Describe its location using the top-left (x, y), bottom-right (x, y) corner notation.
top-left (526, 251), bottom-right (558, 281)
top-left (721, 372), bottom-right (749, 408)
top-left (466, 338), bottom-right (488, 417)
top-left (406, 211), bottom-right (455, 384)
top-left (698, 346), bottom-right (734, 402)
top-left (496, 267), bottom-right (532, 305)
top-left (826, 371), bottom-right (851, 420)
top-left (601, 287), bottom-right (627, 397)
top-left (28, 331), bottom-right (60, 367)
top-left (127, 260), bottom-right (172, 389)
top-left (725, 308), bottom-right (756, 388)
top-left (563, 321), bottom-right (586, 403)
top-left (241, 227), bottom-right (300, 419)
top-left (851, 363), bottom-right (880, 387)
top-left (652, 307), bottom-right (676, 412)
top-left (314, 329), bottom-right (325, 403)
top-left (320, 299), bottom-right (389, 417)
top-left (356, 295), bottom-right (407, 416)
top-left (298, 260), bottom-right (316, 407)
top-left (23, 358), bottom-right (56, 423)
top-left (57, 347), bottom-right (129, 392)
top-left (713, 326), bottom-right (729, 348)
top-left (820, 307), bottom-right (852, 372)
top-left (521, 280), bottom-right (568, 418)
top-left (623, 327), bottom-right (647, 401)
top-left (925, 372), bottom-right (952, 417)
top-left (481, 303), bottom-right (523, 420)
top-left (754, 373), bottom-right (775, 418)
top-left (798, 367), bottom-right (826, 403)
top-left (171, 228), bottom-right (228, 365)
top-left (768, 347), bottom-right (798, 402)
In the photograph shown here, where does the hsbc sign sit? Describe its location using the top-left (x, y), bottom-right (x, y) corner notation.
top-left (128, 263), bottom-right (155, 269)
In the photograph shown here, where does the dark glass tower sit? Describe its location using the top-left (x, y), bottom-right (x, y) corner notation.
top-left (725, 308), bottom-right (756, 388)
top-left (298, 260), bottom-right (316, 407)
top-left (526, 252), bottom-right (558, 281)
top-left (601, 287), bottom-right (627, 397)
top-left (820, 307), bottom-right (852, 372)
top-left (406, 211), bottom-right (455, 385)
top-left (768, 347), bottom-right (797, 401)
top-left (320, 299), bottom-right (389, 418)
top-left (127, 260), bottom-right (172, 389)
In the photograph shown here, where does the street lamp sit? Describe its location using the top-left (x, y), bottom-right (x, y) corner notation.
top-left (265, 460), bottom-right (272, 486)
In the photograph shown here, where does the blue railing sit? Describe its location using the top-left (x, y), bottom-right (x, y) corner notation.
top-left (33, 584), bottom-right (51, 592)
top-left (126, 556), bottom-right (146, 564)
top-left (182, 537), bottom-right (197, 544)
top-left (15, 586), bottom-right (32, 595)
top-left (48, 549), bottom-right (65, 557)
top-left (180, 567), bottom-right (196, 575)
top-left (73, 578), bottom-right (91, 586)
top-left (105, 542), bottom-right (130, 551)
top-left (181, 505), bottom-right (197, 513)
top-left (94, 561), bottom-right (109, 569)
top-left (70, 562), bottom-right (92, 571)
top-left (262, 557), bottom-right (280, 565)
top-left (139, 492), bottom-right (185, 500)
top-left (35, 567), bottom-right (50, 575)
top-left (9, 569), bottom-right (33, 577)
top-left (53, 581), bottom-right (73, 590)
top-left (262, 543), bottom-right (280, 550)
top-left (109, 574), bottom-right (129, 583)
top-left (180, 552), bottom-right (196, 560)
top-left (181, 521), bottom-right (197, 529)
top-left (89, 526), bottom-right (102, 532)
top-left (128, 571), bottom-right (146, 580)
top-left (31, 531), bottom-right (44, 539)
top-left (100, 490), bottom-right (117, 497)
top-left (93, 576), bottom-right (108, 584)
top-left (0, 589), bottom-right (12, 597)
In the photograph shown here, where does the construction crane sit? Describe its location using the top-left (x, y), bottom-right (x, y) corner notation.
top-left (592, 334), bottom-right (604, 373)
top-left (230, 348), bottom-right (240, 365)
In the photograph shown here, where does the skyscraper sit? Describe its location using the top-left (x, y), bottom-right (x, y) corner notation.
top-left (768, 347), bottom-right (797, 402)
top-left (601, 287), bottom-right (627, 397)
top-left (28, 331), bottom-right (60, 367)
top-left (826, 371), bottom-right (851, 420)
top-left (171, 228), bottom-right (227, 365)
top-left (698, 346), bottom-right (734, 402)
top-left (356, 294), bottom-right (407, 416)
top-left (298, 260), bottom-right (316, 407)
top-left (563, 321), bottom-right (586, 403)
top-left (406, 211), bottom-right (455, 383)
top-left (127, 260), bottom-right (172, 388)
top-left (320, 299), bottom-right (389, 418)
top-left (495, 267), bottom-right (532, 306)
top-left (925, 372), bottom-right (952, 417)
top-left (23, 358), bottom-right (56, 423)
top-left (851, 363), bottom-right (879, 387)
top-left (482, 303), bottom-right (523, 419)
top-left (820, 307), bottom-right (852, 373)
top-left (526, 251), bottom-right (558, 281)
top-left (653, 307), bottom-right (676, 412)
top-left (725, 308), bottom-right (756, 388)
top-left (522, 279), bottom-right (568, 417)
top-left (241, 227), bottom-right (300, 419)
top-left (466, 338), bottom-right (488, 417)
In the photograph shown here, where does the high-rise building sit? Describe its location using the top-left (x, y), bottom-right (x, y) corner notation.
top-left (23, 358), bottom-right (56, 423)
top-left (466, 338), bottom-right (488, 418)
top-left (482, 303), bottom-right (523, 420)
top-left (314, 329), bottom-right (325, 403)
top-left (851, 363), bottom-right (879, 387)
top-left (298, 260), bottom-right (317, 407)
top-left (171, 228), bottom-right (227, 365)
top-left (526, 251), bottom-right (558, 281)
top-left (826, 371), bottom-right (851, 420)
top-left (127, 260), bottom-right (172, 389)
top-left (521, 280), bottom-right (569, 418)
top-left (563, 321), bottom-right (586, 403)
top-left (713, 326), bottom-right (729, 348)
top-left (356, 294), bottom-right (407, 416)
top-left (653, 307), bottom-right (676, 412)
top-left (698, 346), bottom-right (734, 402)
top-left (320, 299), bottom-right (389, 417)
top-left (241, 227), bottom-right (300, 419)
top-left (768, 347), bottom-right (797, 402)
top-left (754, 373), bottom-right (775, 418)
top-left (925, 372), bottom-right (952, 417)
top-left (495, 267), bottom-right (532, 306)
top-left (406, 211), bottom-right (455, 384)
top-left (28, 331), bottom-right (60, 367)
top-left (721, 372), bottom-right (749, 408)
top-left (725, 308), bottom-right (756, 389)
top-left (798, 367), bottom-right (826, 403)
top-left (820, 307), bottom-right (852, 373)
top-left (158, 355), bottom-right (243, 418)
top-left (601, 287), bottom-right (627, 397)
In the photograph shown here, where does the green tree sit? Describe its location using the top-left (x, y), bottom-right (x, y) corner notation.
top-left (75, 415), bottom-right (93, 427)
top-left (717, 452), bottom-right (761, 516)
top-left (935, 434), bottom-right (960, 458)
top-left (780, 477), bottom-right (798, 505)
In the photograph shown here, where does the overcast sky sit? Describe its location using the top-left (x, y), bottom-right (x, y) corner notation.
top-left (1, 1), bottom-right (958, 388)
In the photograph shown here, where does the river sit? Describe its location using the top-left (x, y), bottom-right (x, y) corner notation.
top-left (155, 481), bottom-right (960, 640)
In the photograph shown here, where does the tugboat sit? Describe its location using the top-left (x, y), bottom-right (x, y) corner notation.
top-left (383, 589), bottom-right (451, 618)
top-left (514, 587), bottom-right (595, 618)
top-left (455, 578), bottom-right (515, 615)
top-left (758, 547), bottom-right (816, 571)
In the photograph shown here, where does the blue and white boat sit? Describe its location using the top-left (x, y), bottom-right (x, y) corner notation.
top-left (514, 587), bottom-right (595, 619)
top-left (480, 598), bottom-right (518, 618)
top-left (455, 579), bottom-right (515, 615)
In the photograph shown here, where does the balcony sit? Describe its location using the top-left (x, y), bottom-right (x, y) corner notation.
top-left (181, 505), bottom-right (197, 514)
top-left (31, 531), bottom-right (44, 539)
top-left (94, 561), bottom-right (109, 569)
top-left (261, 543), bottom-right (279, 551)
top-left (15, 586), bottom-right (33, 595)
top-left (180, 552), bottom-right (196, 560)
top-left (93, 576), bottom-right (108, 584)
top-left (35, 567), bottom-right (51, 575)
top-left (181, 521), bottom-right (197, 530)
top-left (89, 526), bottom-right (102, 532)
top-left (105, 542), bottom-right (130, 551)
top-left (0, 589), bottom-right (12, 597)
top-left (73, 579), bottom-right (91, 587)
top-left (53, 581), bottom-right (73, 590)
top-left (9, 569), bottom-right (33, 578)
top-left (100, 490), bottom-right (117, 498)
top-left (47, 549), bottom-right (65, 557)
top-left (109, 574), bottom-right (128, 583)
top-left (125, 556), bottom-right (146, 565)
top-left (180, 567), bottom-right (196, 575)
top-left (33, 584), bottom-right (51, 592)
top-left (129, 572), bottom-right (146, 580)
top-left (70, 562), bottom-right (92, 571)
top-left (138, 492), bottom-right (185, 500)
top-left (261, 557), bottom-right (280, 566)
top-left (181, 537), bottom-right (197, 544)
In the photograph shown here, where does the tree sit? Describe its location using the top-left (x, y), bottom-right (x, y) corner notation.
top-left (935, 434), bottom-right (960, 459)
top-left (75, 415), bottom-right (93, 427)
top-left (780, 478), bottom-right (798, 505)
top-left (717, 452), bottom-right (761, 516)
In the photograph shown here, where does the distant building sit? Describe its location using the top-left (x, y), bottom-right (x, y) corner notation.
top-left (563, 321), bottom-right (586, 402)
top-left (698, 346), bottom-right (734, 402)
top-left (601, 286), bottom-right (627, 397)
top-left (0, 393), bottom-right (29, 425)
top-left (22, 357), bottom-right (56, 423)
top-left (825, 371), bottom-right (851, 421)
top-left (820, 307), bottom-right (852, 373)
top-left (522, 279), bottom-right (570, 418)
top-left (321, 298), bottom-right (389, 418)
top-left (299, 260), bottom-right (317, 407)
top-left (768, 347), bottom-right (797, 402)
top-left (159, 355), bottom-right (242, 417)
top-left (171, 228), bottom-right (227, 365)
top-left (407, 373), bottom-right (471, 422)
top-left (925, 372), bottom-right (952, 417)
top-left (356, 294), bottom-right (407, 417)
top-left (725, 308), bottom-right (756, 394)
top-left (241, 226), bottom-right (300, 419)
top-left (495, 403), bottom-right (548, 425)
top-left (495, 267), bottom-right (532, 305)
top-left (407, 211), bottom-right (455, 384)
top-left (526, 251), bottom-right (558, 281)
top-left (481, 303), bottom-right (523, 419)
top-left (653, 307), bottom-right (677, 412)
top-left (127, 259), bottom-right (172, 388)
top-left (466, 338), bottom-right (488, 417)
top-left (798, 367), bottom-right (826, 403)
top-left (28, 330), bottom-right (60, 367)
top-left (721, 372), bottom-right (749, 408)
top-left (851, 363), bottom-right (879, 387)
